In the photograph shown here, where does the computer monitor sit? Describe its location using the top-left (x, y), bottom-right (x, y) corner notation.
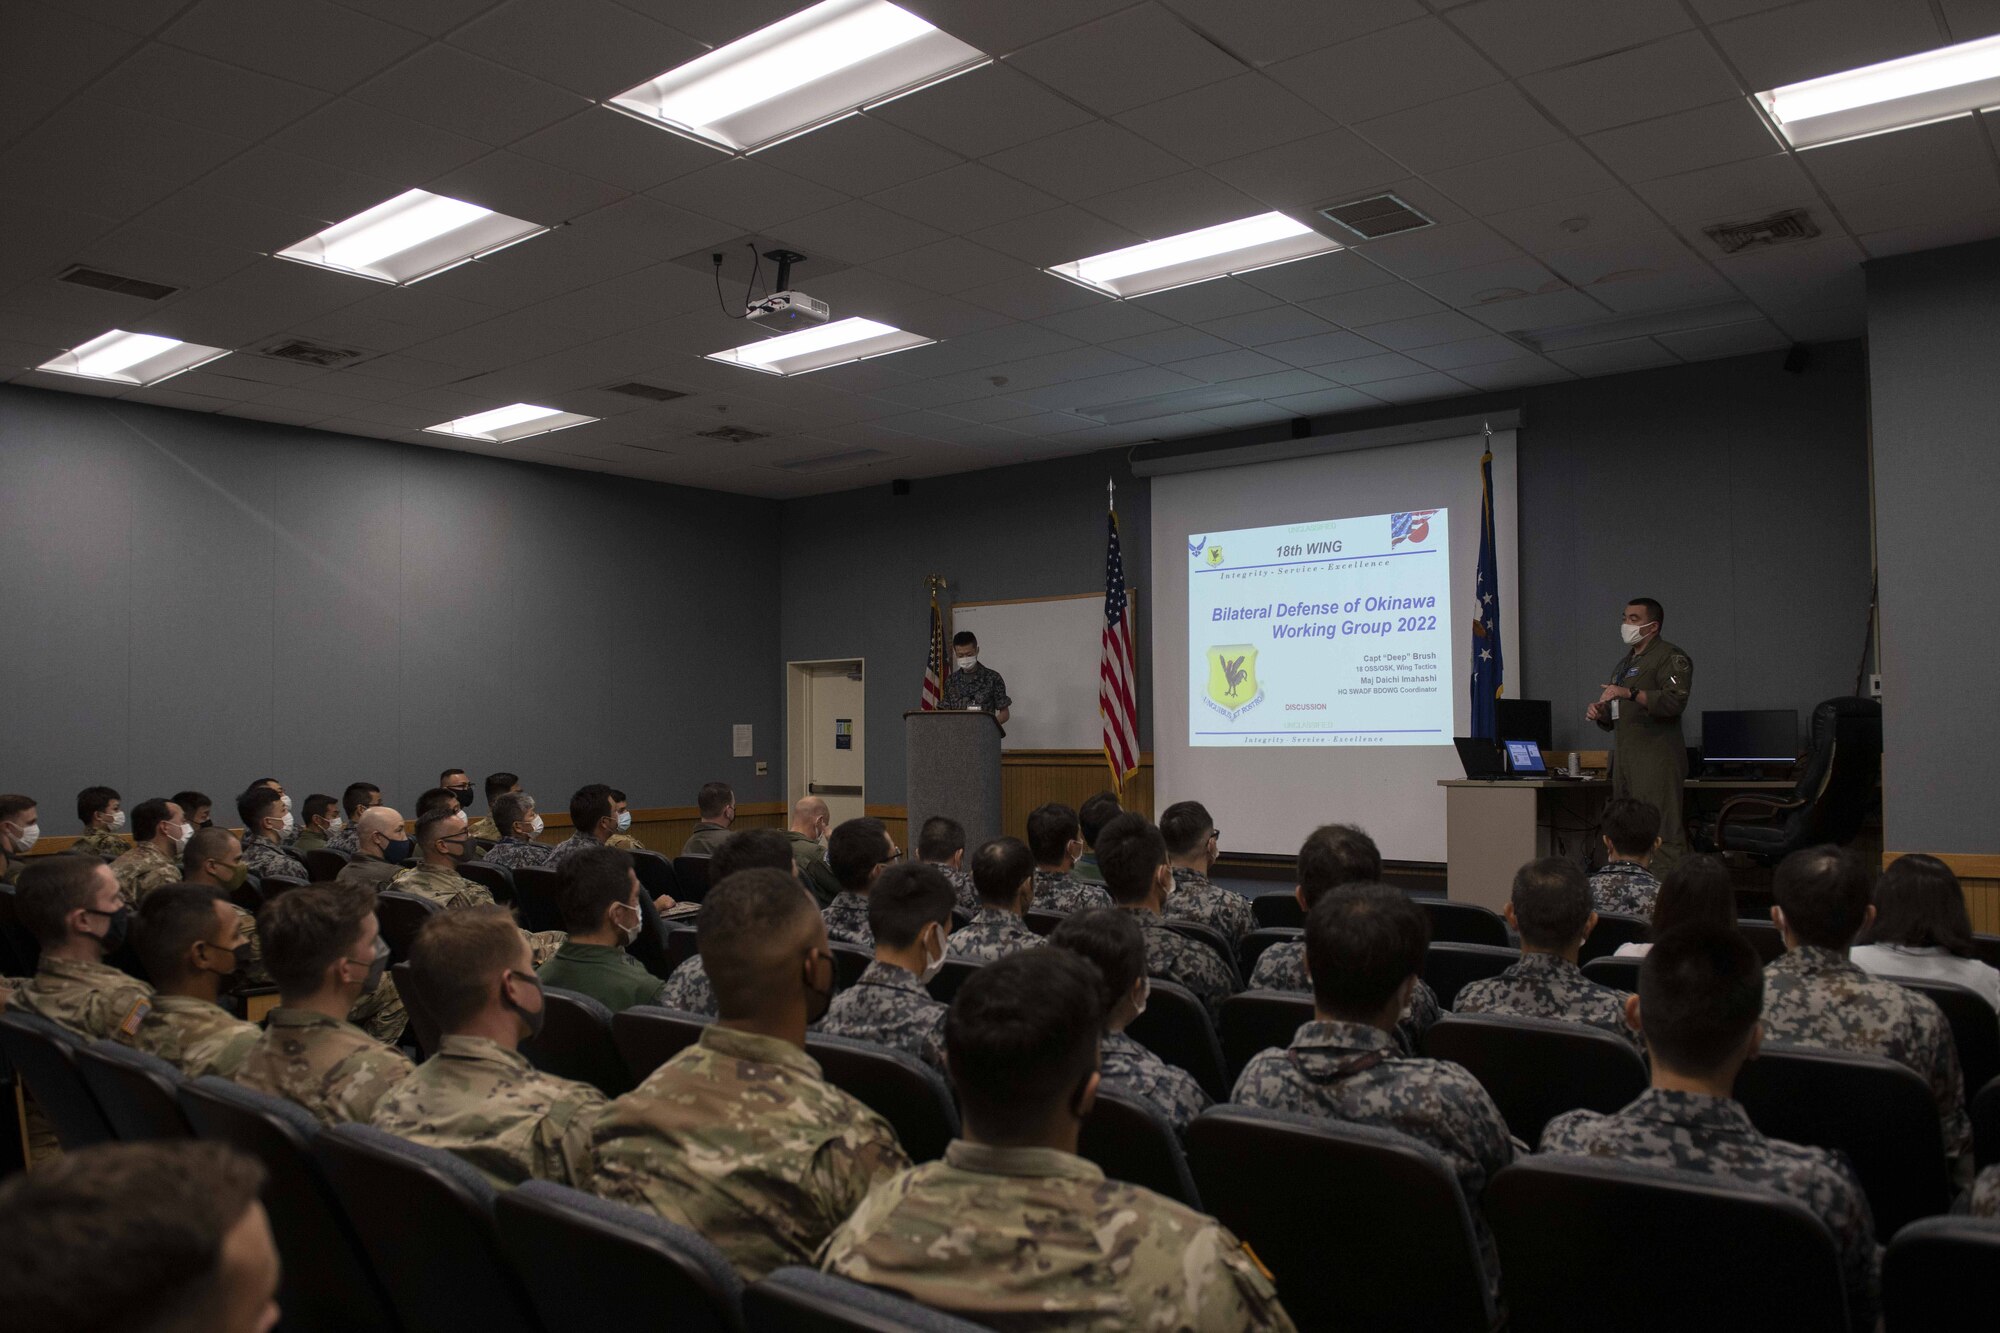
top-left (1495, 699), bottom-right (1553, 751)
top-left (1503, 739), bottom-right (1548, 775)
top-left (1700, 709), bottom-right (1799, 763)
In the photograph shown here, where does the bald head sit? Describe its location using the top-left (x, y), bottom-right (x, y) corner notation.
top-left (790, 796), bottom-right (830, 839)
top-left (356, 806), bottom-right (404, 862)
top-left (699, 867), bottom-right (824, 1021)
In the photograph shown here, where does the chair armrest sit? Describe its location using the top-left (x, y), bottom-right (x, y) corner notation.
top-left (1715, 794), bottom-right (1808, 846)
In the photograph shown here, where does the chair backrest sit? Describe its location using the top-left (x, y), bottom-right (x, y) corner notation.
top-left (1077, 1083), bottom-right (1201, 1208)
top-left (390, 960), bottom-right (441, 1058)
top-left (176, 1076), bottom-right (400, 1333)
top-left (496, 1180), bottom-right (742, 1333)
top-left (925, 956), bottom-right (982, 1004)
top-left (1975, 933), bottom-right (2000, 968)
top-left (1217, 990), bottom-right (1314, 1086)
top-left (315, 1122), bottom-right (543, 1333)
top-left (300, 846), bottom-right (350, 880)
top-left (1022, 909), bottom-right (1066, 937)
top-left (1422, 942), bottom-right (1520, 1008)
top-left (1785, 696), bottom-right (1882, 846)
top-left (665, 924), bottom-right (701, 974)
top-left (746, 1267), bottom-right (992, 1333)
top-left (1251, 892), bottom-right (1303, 929)
top-left (1238, 926), bottom-right (1301, 979)
top-left (1420, 898), bottom-right (1511, 947)
top-left (629, 847), bottom-right (680, 904)
top-left (0, 1011), bottom-right (115, 1149)
top-left (1186, 1105), bottom-right (1495, 1333)
top-left (76, 1041), bottom-right (191, 1139)
top-left (830, 942), bottom-right (874, 990)
top-left (611, 1005), bottom-right (712, 1085)
top-left (624, 887), bottom-right (676, 981)
top-left (0, 884), bottom-right (42, 975)
top-left (509, 866), bottom-right (565, 933)
top-left (1734, 1042), bottom-right (1950, 1234)
top-left (261, 873), bottom-right (308, 893)
top-left (520, 986), bottom-right (633, 1097)
top-left (1736, 916), bottom-right (1785, 962)
top-left (805, 1033), bottom-right (960, 1162)
top-left (671, 855), bottom-right (712, 902)
top-left (1973, 1074), bottom-right (2000, 1169)
top-left (1421, 1013), bottom-right (1650, 1146)
top-left (374, 890), bottom-right (443, 963)
top-left (1124, 978), bottom-right (1231, 1101)
top-left (1882, 1215), bottom-right (2000, 1332)
top-left (1579, 911), bottom-right (1650, 963)
top-left (1896, 976), bottom-right (1999, 1100)
top-left (456, 859), bottom-right (517, 905)
top-left (1164, 918), bottom-right (1241, 987)
top-left (1488, 1155), bottom-right (1852, 1333)
top-left (1581, 955), bottom-right (1642, 993)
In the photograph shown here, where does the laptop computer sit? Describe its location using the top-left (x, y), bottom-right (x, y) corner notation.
top-left (1502, 738), bottom-right (1549, 777)
top-left (1454, 737), bottom-right (1506, 779)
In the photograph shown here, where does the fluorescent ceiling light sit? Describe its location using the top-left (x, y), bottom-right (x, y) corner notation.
top-left (1759, 32), bottom-right (2000, 148)
top-left (607, 0), bottom-right (987, 153)
top-left (425, 403), bottom-right (598, 443)
top-left (1047, 212), bottom-right (1343, 299)
top-left (276, 189), bottom-right (548, 285)
top-left (707, 316), bottom-right (934, 376)
top-left (37, 329), bottom-right (231, 386)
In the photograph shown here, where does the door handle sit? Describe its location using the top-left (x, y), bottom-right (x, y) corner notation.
top-left (808, 783), bottom-right (862, 796)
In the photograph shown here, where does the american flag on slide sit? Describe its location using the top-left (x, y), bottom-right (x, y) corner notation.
top-left (919, 586), bottom-right (944, 710)
top-left (1100, 491), bottom-right (1140, 789)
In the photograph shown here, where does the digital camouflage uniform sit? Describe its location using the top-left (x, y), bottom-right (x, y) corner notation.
top-left (538, 941), bottom-right (664, 1014)
top-left (822, 891), bottom-right (874, 947)
top-left (233, 1007), bottom-right (413, 1125)
top-left (924, 862), bottom-right (978, 916)
top-left (1033, 869), bottom-right (1112, 915)
top-left (1595, 635), bottom-right (1693, 871)
top-left (545, 833), bottom-right (603, 872)
top-left (946, 908), bottom-right (1044, 964)
top-left (1245, 943), bottom-right (1446, 1055)
top-left (1973, 1164), bottom-right (2000, 1218)
top-left (129, 994), bottom-right (262, 1079)
top-left (1100, 1029), bottom-right (1210, 1134)
top-left (1452, 952), bottom-right (1640, 1046)
top-left (1167, 866), bottom-right (1255, 947)
top-left (657, 956), bottom-right (718, 1016)
top-left (1589, 861), bottom-right (1661, 919)
top-left (939, 662), bottom-right (1010, 714)
top-left (1129, 908), bottom-right (1236, 1018)
top-left (819, 1141), bottom-right (1295, 1333)
top-left (787, 831), bottom-right (841, 908)
top-left (483, 837), bottom-right (554, 871)
top-left (1543, 1089), bottom-right (1880, 1327)
top-left (326, 823), bottom-right (361, 856)
top-left (111, 843), bottom-right (182, 906)
top-left (589, 1024), bottom-right (910, 1279)
top-left (814, 961), bottom-right (948, 1073)
top-left (241, 832), bottom-right (309, 882)
top-left (71, 829), bottom-right (131, 860)
top-left (371, 1034), bottom-right (608, 1188)
top-left (335, 854), bottom-right (402, 893)
top-left (680, 823), bottom-right (730, 858)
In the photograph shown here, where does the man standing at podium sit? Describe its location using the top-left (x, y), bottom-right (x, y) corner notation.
top-left (1587, 598), bottom-right (1693, 871)
top-left (941, 632), bottom-right (1010, 726)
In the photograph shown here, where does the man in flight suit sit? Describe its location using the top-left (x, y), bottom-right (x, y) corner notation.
top-left (1588, 597), bottom-right (1693, 872)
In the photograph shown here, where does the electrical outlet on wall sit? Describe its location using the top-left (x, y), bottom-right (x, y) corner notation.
top-left (755, 761), bottom-right (768, 776)
top-left (1868, 673), bottom-right (1882, 698)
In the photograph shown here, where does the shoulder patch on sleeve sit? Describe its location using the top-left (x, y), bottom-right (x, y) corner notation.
top-left (120, 997), bottom-right (150, 1036)
top-left (1670, 655), bottom-right (1691, 673)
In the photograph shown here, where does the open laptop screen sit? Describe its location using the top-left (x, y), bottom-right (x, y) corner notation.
top-left (1503, 739), bottom-right (1547, 775)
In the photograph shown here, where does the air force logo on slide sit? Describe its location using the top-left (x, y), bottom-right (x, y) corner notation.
top-left (1188, 534), bottom-right (1206, 558)
top-left (1205, 645), bottom-right (1264, 720)
top-left (1390, 510), bottom-right (1438, 547)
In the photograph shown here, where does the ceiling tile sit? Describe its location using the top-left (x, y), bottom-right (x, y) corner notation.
top-left (1633, 153), bottom-right (1821, 230)
top-left (1255, 328), bottom-right (1384, 367)
top-left (1654, 318), bottom-right (1790, 360)
top-left (1801, 113), bottom-right (1992, 195)
top-left (448, 0), bottom-right (703, 99)
top-left (159, 0), bottom-right (428, 94)
top-left (1484, 185), bottom-right (1673, 253)
top-left (1358, 219), bottom-right (1525, 279)
top-left (1155, 0), bottom-right (1427, 67)
top-left (425, 149), bottom-right (627, 223)
top-left (1409, 255), bottom-right (1569, 306)
top-left (780, 199), bottom-right (948, 266)
top-left (1080, 171), bottom-right (1267, 239)
top-left (1519, 32), bottom-right (1745, 137)
top-left (15, 97), bottom-right (253, 190)
top-left (86, 41), bottom-right (326, 140)
top-left (894, 0), bottom-right (1138, 56)
top-left (1584, 100), bottom-right (1784, 183)
top-left (1355, 83), bottom-right (1565, 175)
top-left (350, 42), bottom-right (592, 146)
top-left (1129, 276), bottom-right (1285, 323)
top-left (983, 121), bottom-right (1191, 203)
top-left (198, 145), bottom-right (405, 227)
top-left (958, 269), bottom-right (1101, 320)
top-left (1460, 286), bottom-right (1610, 333)
top-left (868, 162), bottom-right (1059, 232)
top-left (3, 8), bottom-right (145, 102)
top-left (1356, 370), bottom-right (1473, 401)
top-left (1162, 348), bottom-right (1293, 382)
top-left (71, 222), bottom-right (266, 289)
top-left (1007, 4), bottom-right (1246, 118)
top-left (1574, 264), bottom-right (1741, 313)
top-left (1820, 166), bottom-right (2000, 235)
top-left (1545, 336), bottom-right (1679, 375)
top-left (1268, 17), bottom-right (1502, 123)
top-left (651, 158), bottom-right (849, 233)
top-left (868, 62), bottom-right (1096, 159)
top-left (1207, 129), bottom-right (1407, 214)
top-left (1407, 333), bottom-right (1529, 370)
top-left (1942, 0), bottom-right (2000, 42)
top-left (1361, 309), bottom-right (1494, 349)
top-left (1267, 385), bottom-right (1384, 415)
top-left (756, 116), bottom-right (965, 197)
top-left (1856, 208), bottom-right (2000, 258)
top-left (1239, 250), bottom-right (1402, 300)
top-left (1709, 0), bottom-right (1948, 91)
top-left (1302, 282), bottom-right (1448, 326)
top-left (865, 238), bottom-right (1025, 295)
top-left (1431, 140), bottom-right (1619, 215)
top-left (969, 206), bottom-right (1145, 268)
top-left (333, 0), bottom-right (511, 37)
top-left (1451, 353), bottom-right (1570, 389)
top-left (1449, 0), bottom-right (1692, 77)
top-left (512, 109), bottom-right (720, 194)
top-left (268, 98), bottom-right (491, 183)
top-left (1102, 326), bottom-right (1240, 364)
top-left (1113, 73), bottom-right (1336, 168)
top-left (1196, 304), bottom-right (1338, 346)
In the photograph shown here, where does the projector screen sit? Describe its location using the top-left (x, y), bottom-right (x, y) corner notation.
top-left (1151, 430), bottom-right (1518, 861)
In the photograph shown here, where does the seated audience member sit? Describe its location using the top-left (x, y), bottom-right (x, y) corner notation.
top-left (785, 795), bottom-right (840, 906)
top-left (1098, 813), bottom-right (1236, 1017)
top-left (2, 792), bottom-right (42, 884)
top-left (234, 886), bottom-right (411, 1125)
top-left (11, 856), bottom-right (152, 1039)
top-left (606, 788), bottom-right (645, 852)
top-left (246, 780), bottom-right (295, 846)
top-left (1072, 790), bottom-right (1121, 887)
top-left (1614, 853), bottom-right (1736, 958)
top-left (468, 771), bottom-right (519, 842)
top-left (483, 792), bottom-right (552, 870)
top-left (538, 845), bottom-right (666, 1013)
top-left (1589, 798), bottom-right (1663, 918)
top-left (680, 782), bottom-right (736, 857)
top-left (291, 794), bottom-right (339, 854)
top-left (1542, 925), bottom-right (1880, 1326)
top-left (822, 817), bottom-right (897, 946)
top-left (656, 829), bottom-right (798, 1015)
top-left (820, 949), bottom-right (1292, 1331)
top-left (915, 814), bottom-right (977, 914)
top-left (1051, 907), bottom-right (1210, 1134)
top-left (373, 906), bottom-right (608, 1188)
top-left (1763, 845), bottom-right (1973, 1181)
top-left (1233, 884), bottom-right (1513, 1287)
top-left (111, 797), bottom-right (192, 905)
top-left (1454, 857), bottom-right (1640, 1044)
top-left (326, 782), bottom-right (381, 856)
top-left (816, 863), bottom-right (954, 1072)
top-left (333, 806), bottom-right (409, 892)
top-left (128, 885), bottom-right (261, 1078)
top-left (1850, 853), bottom-right (2000, 1012)
top-left (390, 808), bottom-right (498, 910)
top-left (439, 769), bottom-right (477, 817)
top-left (72, 785), bottom-right (129, 860)
top-left (236, 787), bottom-right (307, 882)
top-left (412, 786), bottom-right (461, 822)
top-left (1026, 802), bottom-right (1112, 914)
top-left (1161, 800), bottom-right (1254, 946)
top-left (173, 789), bottom-right (213, 831)
top-left (547, 784), bottom-right (620, 871)
top-left (948, 837), bottom-right (1045, 964)
top-left (0, 1141), bottom-right (280, 1333)
top-left (589, 868), bottom-right (909, 1279)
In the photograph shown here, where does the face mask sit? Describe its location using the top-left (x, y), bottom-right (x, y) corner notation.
top-left (1620, 621), bottom-right (1653, 646)
top-left (197, 938), bottom-right (241, 977)
top-left (9, 822), bottom-right (40, 853)
top-left (326, 813), bottom-right (344, 832)
top-left (216, 860), bottom-right (249, 891)
top-left (350, 936), bottom-right (390, 995)
top-left (448, 785), bottom-right (476, 808)
top-left (956, 655), bottom-right (978, 671)
top-left (615, 899), bottom-right (644, 947)
top-left (280, 793), bottom-right (292, 812)
top-left (1131, 976), bottom-right (1151, 1019)
top-left (85, 905), bottom-right (132, 953)
top-left (503, 970), bottom-right (546, 1039)
top-left (615, 810), bottom-right (632, 832)
top-left (918, 924), bottom-right (946, 985)
top-left (107, 810), bottom-right (128, 832)
top-left (382, 837), bottom-right (414, 864)
top-left (439, 836), bottom-right (472, 864)
top-left (170, 821), bottom-right (194, 851)
top-left (528, 814), bottom-right (545, 836)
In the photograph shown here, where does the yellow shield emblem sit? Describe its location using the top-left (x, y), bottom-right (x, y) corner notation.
top-left (1205, 545), bottom-right (1224, 566)
top-left (1206, 645), bottom-right (1259, 710)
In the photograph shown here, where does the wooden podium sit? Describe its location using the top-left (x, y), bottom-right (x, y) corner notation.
top-left (906, 710), bottom-right (1004, 853)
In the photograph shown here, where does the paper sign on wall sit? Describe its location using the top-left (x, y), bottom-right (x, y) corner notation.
top-left (835, 719), bottom-right (853, 750)
top-left (733, 724), bottom-right (753, 758)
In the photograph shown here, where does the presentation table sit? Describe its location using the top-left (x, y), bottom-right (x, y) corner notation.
top-left (1437, 777), bottom-right (1796, 912)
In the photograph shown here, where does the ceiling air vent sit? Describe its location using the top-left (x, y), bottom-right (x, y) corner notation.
top-left (695, 424), bottom-right (770, 443)
top-left (1703, 208), bottom-right (1820, 255)
top-left (255, 338), bottom-right (373, 368)
top-left (58, 265), bottom-right (179, 300)
top-left (1317, 193), bottom-right (1434, 240)
top-left (605, 381), bottom-right (689, 402)
top-left (773, 448), bottom-right (894, 473)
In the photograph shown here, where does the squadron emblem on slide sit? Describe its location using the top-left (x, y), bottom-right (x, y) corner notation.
top-left (1204, 644), bottom-right (1264, 720)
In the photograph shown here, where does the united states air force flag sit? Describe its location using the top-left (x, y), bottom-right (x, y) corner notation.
top-left (1470, 446), bottom-right (1503, 739)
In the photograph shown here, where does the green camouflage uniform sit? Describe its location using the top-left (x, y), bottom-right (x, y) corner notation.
top-left (72, 829), bottom-right (131, 860)
top-left (371, 1035), bottom-right (609, 1188)
top-left (233, 1007), bottom-right (413, 1126)
top-left (336, 854), bottom-right (402, 893)
top-left (389, 863), bottom-right (565, 965)
top-left (13, 956), bottom-right (153, 1041)
top-left (130, 993), bottom-right (262, 1079)
top-left (538, 941), bottom-right (665, 1014)
top-left (111, 843), bottom-right (182, 906)
top-left (467, 816), bottom-right (500, 842)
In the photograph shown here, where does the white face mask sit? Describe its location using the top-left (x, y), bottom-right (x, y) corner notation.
top-left (327, 813), bottom-right (344, 832)
top-left (615, 810), bottom-right (632, 832)
top-left (280, 793), bottom-right (293, 812)
top-left (11, 822), bottom-right (41, 853)
top-left (1620, 621), bottom-right (1653, 646)
top-left (170, 821), bottom-right (194, 851)
top-left (1131, 976), bottom-right (1151, 1018)
top-left (955, 655), bottom-right (978, 671)
top-left (279, 811), bottom-right (296, 836)
top-left (918, 924), bottom-right (946, 985)
top-left (107, 810), bottom-right (127, 832)
top-left (615, 899), bottom-right (643, 947)
top-left (529, 814), bottom-right (545, 836)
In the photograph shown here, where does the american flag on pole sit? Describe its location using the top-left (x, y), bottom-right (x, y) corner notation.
top-left (919, 585), bottom-right (944, 710)
top-left (1100, 484), bottom-right (1140, 789)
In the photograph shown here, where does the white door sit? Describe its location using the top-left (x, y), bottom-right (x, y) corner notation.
top-left (796, 660), bottom-right (866, 825)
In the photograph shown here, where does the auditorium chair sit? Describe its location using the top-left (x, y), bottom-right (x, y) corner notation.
top-left (1420, 899), bottom-right (1511, 947)
top-left (302, 847), bottom-right (350, 881)
top-left (829, 941), bottom-right (873, 990)
top-left (630, 847), bottom-right (681, 902)
top-left (1488, 1155), bottom-right (1853, 1332)
top-left (1972, 1075), bottom-right (2000, 1168)
top-left (1735, 1043), bottom-right (1950, 1234)
top-left (805, 1034), bottom-right (959, 1162)
top-left (1238, 925), bottom-right (1301, 979)
top-left (1581, 955), bottom-right (1642, 992)
top-left (924, 956), bottom-right (982, 1004)
top-left (316, 1123), bottom-right (543, 1333)
top-left (1125, 978), bottom-right (1231, 1101)
top-left (1975, 933), bottom-right (2000, 968)
top-left (471, 837), bottom-right (498, 857)
top-left (1882, 1215), bottom-right (2000, 1331)
top-left (1692, 696), bottom-right (1881, 863)
top-left (1078, 1084), bottom-right (1201, 1208)
top-left (672, 854), bottom-right (711, 902)
top-left (612, 1005), bottom-right (711, 1084)
top-left (665, 924), bottom-right (700, 974)
top-left (230, 873), bottom-right (267, 916)
top-left (261, 873), bottom-right (308, 893)
top-left (950, 907), bottom-right (972, 930)
top-left (626, 886), bottom-right (676, 981)
top-left (1421, 1013), bottom-right (1649, 1146)
top-left (374, 890), bottom-right (442, 964)
top-left (0, 1011), bottom-right (115, 1149)
top-left (390, 960), bottom-right (440, 1058)
top-left (455, 858), bottom-right (516, 904)
top-left (1422, 941), bottom-right (1519, 1008)
top-left (1736, 917), bottom-right (1785, 963)
top-left (1217, 990), bottom-right (1314, 1085)
top-left (521, 986), bottom-right (633, 1097)
top-left (178, 1077), bottom-right (400, 1333)
top-left (1251, 892), bottom-right (1304, 929)
top-left (0, 883), bottom-right (39, 975)
top-left (1023, 909), bottom-right (1066, 936)
top-left (1186, 1106), bottom-right (1496, 1333)
top-left (508, 866), bottom-right (565, 933)
top-left (1164, 917), bottom-right (1241, 981)
top-left (1895, 976), bottom-right (1999, 1099)
top-left (1579, 911), bottom-right (1649, 963)
top-left (495, 1181), bottom-right (743, 1333)
top-left (747, 1268), bottom-right (991, 1333)
top-left (76, 1041), bottom-right (191, 1140)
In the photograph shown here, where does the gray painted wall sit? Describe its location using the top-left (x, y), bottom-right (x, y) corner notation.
top-left (1867, 241), bottom-right (2000, 855)
top-left (0, 384), bottom-right (783, 819)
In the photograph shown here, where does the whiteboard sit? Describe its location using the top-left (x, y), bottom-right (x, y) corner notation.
top-left (952, 592), bottom-right (1135, 751)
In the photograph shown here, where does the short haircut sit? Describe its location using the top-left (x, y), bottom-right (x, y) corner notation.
top-left (250, 779), bottom-right (281, 792)
top-left (827, 817), bottom-right (890, 892)
top-left (341, 783), bottom-right (380, 819)
top-left (696, 782), bottom-right (734, 818)
top-left (235, 786), bottom-right (281, 829)
top-left (1078, 791), bottom-right (1122, 847)
top-left (260, 885), bottom-right (374, 999)
top-left (171, 791), bottom-right (210, 819)
top-left (491, 792), bottom-right (535, 838)
top-left (610, 789), bottom-right (629, 806)
top-left (78, 785), bottom-right (119, 823)
top-left (1296, 823), bottom-right (1382, 906)
top-left (410, 905), bottom-right (524, 1031)
top-left (946, 949), bottom-right (1102, 1135)
top-left (0, 1140), bottom-right (266, 1333)
top-left (131, 797), bottom-right (175, 843)
top-left (135, 885), bottom-right (231, 983)
top-left (1094, 813), bottom-right (1166, 906)
top-left (1049, 908), bottom-right (1141, 1022)
top-left (1639, 924), bottom-right (1762, 1076)
top-left (972, 836), bottom-right (1035, 907)
top-left (1773, 845), bottom-right (1871, 949)
top-left (1601, 798), bottom-right (1662, 856)
top-left (440, 769), bottom-right (467, 786)
top-left (16, 856), bottom-right (109, 943)
top-left (1863, 854), bottom-right (1976, 958)
top-left (699, 868), bottom-right (819, 1018)
top-left (1627, 597), bottom-right (1664, 626)
top-left (484, 772), bottom-right (518, 804)
top-left (554, 844), bottom-right (636, 935)
top-left (413, 787), bottom-right (458, 819)
top-left (302, 793), bottom-right (336, 825)
top-left (570, 783), bottom-right (615, 833)
top-left (1651, 854), bottom-right (1736, 939)
top-left (1511, 857), bottom-right (1593, 947)
top-left (1305, 884), bottom-right (1429, 1018)
top-left (868, 863), bottom-right (955, 949)
top-left (0, 793), bottom-right (35, 824)
top-left (1158, 800), bottom-right (1213, 858)
top-left (183, 826), bottom-right (238, 875)
top-left (1025, 802), bottom-right (1079, 865)
top-left (414, 805), bottom-right (463, 846)
top-left (710, 828), bottom-right (796, 882)
top-left (916, 815), bottom-right (964, 862)
top-left (952, 631), bottom-right (977, 649)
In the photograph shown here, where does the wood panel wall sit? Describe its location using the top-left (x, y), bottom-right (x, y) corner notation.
top-left (999, 750), bottom-right (1152, 841)
top-left (1885, 851), bottom-right (2000, 934)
